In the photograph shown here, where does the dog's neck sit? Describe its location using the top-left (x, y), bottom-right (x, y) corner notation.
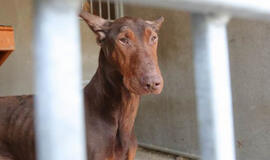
top-left (84, 48), bottom-right (140, 138)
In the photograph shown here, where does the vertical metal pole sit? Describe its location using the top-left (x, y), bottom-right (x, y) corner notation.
top-left (191, 14), bottom-right (236, 160)
top-left (90, 0), bottom-right (93, 14)
top-left (119, 0), bottom-right (124, 17)
top-left (114, 0), bottom-right (120, 18)
top-left (34, 0), bottom-right (87, 160)
top-left (107, 0), bottom-right (111, 20)
top-left (99, 0), bottom-right (102, 17)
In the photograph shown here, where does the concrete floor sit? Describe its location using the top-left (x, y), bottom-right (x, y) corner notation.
top-left (135, 147), bottom-right (190, 160)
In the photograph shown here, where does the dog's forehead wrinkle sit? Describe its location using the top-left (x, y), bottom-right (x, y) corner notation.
top-left (108, 17), bottom-right (155, 42)
top-left (114, 17), bottom-right (147, 31)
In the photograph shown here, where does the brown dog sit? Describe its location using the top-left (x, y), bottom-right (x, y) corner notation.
top-left (0, 12), bottom-right (164, 160)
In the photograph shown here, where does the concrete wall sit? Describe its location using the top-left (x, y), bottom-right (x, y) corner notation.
top-left (124, 5), bottom-right (270, 160)
top-left (0, 0), bottom-right (99, 96)
top-left (1, 1), bottom-right (270, 160)
top-left (0, 0), bottom-right (34, 95)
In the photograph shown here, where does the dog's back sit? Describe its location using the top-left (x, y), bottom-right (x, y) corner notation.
top-left (0, 96), bottom-right (35, 160)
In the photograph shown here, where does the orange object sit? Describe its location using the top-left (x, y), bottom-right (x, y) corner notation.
top-left (0, 25), bottom-right (15, 66)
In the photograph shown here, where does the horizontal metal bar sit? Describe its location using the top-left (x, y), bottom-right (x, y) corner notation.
top-left (122, 0), bottom-right (270, 21)
top-left (138, 142), bottom-right (199, 159)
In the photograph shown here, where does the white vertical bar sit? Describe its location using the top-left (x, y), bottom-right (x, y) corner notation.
top-left (107, 0), bottom-right (111, 20)
top-left (119, 0), bottom-right (124, 17)
top-left (99, 0), bottom-right (102, 17)
top-left (90, 0), bottom-right (93, 14)
top-left (191, 14), bottom-right (236, 160)
top-left (34, 0), bottom-right (87, 160)
top-left (114, 0), bottom-right (119, 18)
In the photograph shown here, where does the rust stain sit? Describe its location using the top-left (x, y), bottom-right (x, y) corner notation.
top-left (237, 140), bottom-right (243, 149)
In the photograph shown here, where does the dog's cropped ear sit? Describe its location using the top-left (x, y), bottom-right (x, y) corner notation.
top-left (80, 11), bottom-right (110, 44)
top-left (146, 16), bottom-right (164, 31)
top-left (82, 1), bottom-right (91, 13)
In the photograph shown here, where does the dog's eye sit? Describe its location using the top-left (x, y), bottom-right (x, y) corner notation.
top-left (119, 37), bottom-right (129, 45)
top-left (151, 35), bottom-right (158, 42)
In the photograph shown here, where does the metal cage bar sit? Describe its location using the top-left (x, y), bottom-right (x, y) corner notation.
top-left (191, 14), bottom-right (235, 160)
top-left (90, 0), bottom-right (93, 14)
top-left (119, 0), bottom-right (124, 17)
top-left (33, 0), bottom-right (87, 160)
top-left (99, 0), bottom-right (102, 17)
top-left (107, 0), bottom-right (111, 20)
top-left (114, 0), bottom-right (119, 18)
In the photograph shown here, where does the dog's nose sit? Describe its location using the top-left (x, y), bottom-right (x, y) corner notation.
top-left (141, 75), bottom-right (162, 92)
